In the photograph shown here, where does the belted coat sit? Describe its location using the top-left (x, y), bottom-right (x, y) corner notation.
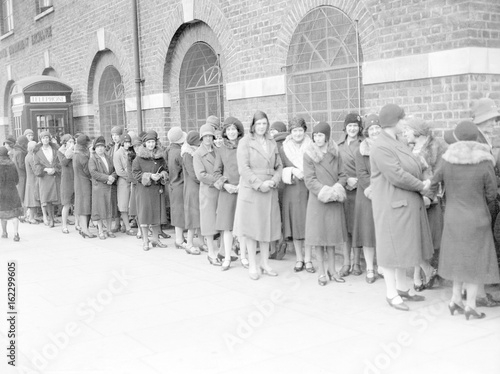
top-left (89, 153), bottom-right (117, 221)
top-left (33, 143), bottom-right (61, 205)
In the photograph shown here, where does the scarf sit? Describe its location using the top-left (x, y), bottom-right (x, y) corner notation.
top-left (282, 134), bottom-right (312, 184)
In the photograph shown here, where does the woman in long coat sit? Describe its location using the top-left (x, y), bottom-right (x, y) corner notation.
top-left (404, 117), bottom-right (448, 291)
top-left (194, 124), bottom-right (221, 265)
top-left (73, 134), bottom-right (94, 238)
top-left (213, 116), bottom-right (245, 270)
top-left (33, 131), bottom-right (61, 227)
top-left (304, 122), bottom-right (348, 286)
top-left (280, 117), bottom-right (314, 273)
top-left (431, 120), bottom-right (499, 320)
top-left (338, 113), bottom-right (364, 277)
top-left (128, 136), bottom-right (141, 238)
top-left (0, 146), bottom-right (22, 241)
top-left (57, 134), bottom-right (75, 234)
top-left (132, 130), bottom-right (169, 250)
top-left (234, 110), bottom-right (282, 280)
top-left (89, 136), bottom-right (117, 240)
top-left (24, 141), bottom-right (40, 224)
top-left (113, 134), bottom-right (135, 235)
top-left (181, 131), bottom-right (202, 255)
top-left (167, 127), bottom-right (188, 249)
top-left (371, 104), bottom-right (433, 311)
top-left (352, 114), bottom-right (381, 284)
top-left (12, 135), bottom-right (28, 220)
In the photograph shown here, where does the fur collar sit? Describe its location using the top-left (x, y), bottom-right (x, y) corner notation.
top-left (359, 138), bottom-right (374, 156)
top-left (34, 142), bottom-right (58, 154)
top-left (181, 142), bottom-right (198, 157)
top-left (304, 140), bottom-right (339, 163)
top-left (136, 145), bottom-right (165, 160)
top-left (411, 136), bottom-right (448, 170)
top-left (442, 141), bottom-right (494, 165)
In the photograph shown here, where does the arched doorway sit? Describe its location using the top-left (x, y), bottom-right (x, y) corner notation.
top-left (286, 6), bottom-right (362, 139)
top-left (179, 42), bottom-right (223, 131)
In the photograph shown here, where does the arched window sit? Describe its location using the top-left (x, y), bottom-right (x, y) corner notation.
top-left (286, 7), bottom-right (362, 138)
top-left (180, 42), bottom-right (223, 131)
top-left (98, 66), bottom-right (126, 141)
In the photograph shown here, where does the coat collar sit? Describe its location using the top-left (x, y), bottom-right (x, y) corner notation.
top-left (304, 140), bottom-right (338, 163)
top-left (197, 142), bottom-right (215, 157)
top-left (136, 145), bottom-right (164, 160)
top-left (247, 133), bottom-right (276, 160)
top-left (442, 141), bottom-right (495, 165)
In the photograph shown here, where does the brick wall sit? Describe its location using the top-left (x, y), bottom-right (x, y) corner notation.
top-left (0, 0), bottom-right (499, 143)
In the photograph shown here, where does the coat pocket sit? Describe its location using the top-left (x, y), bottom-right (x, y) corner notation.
top-left (391, 199), bottom-right (408, 209)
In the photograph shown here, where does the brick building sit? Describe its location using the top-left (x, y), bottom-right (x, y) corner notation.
top-left (0, 0), bottom-right (499, 144)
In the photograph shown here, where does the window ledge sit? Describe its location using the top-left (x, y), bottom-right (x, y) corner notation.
top-left (34, 6), bottom-right (54, 21)
top-left (0, 30), bottom-right (14, 41)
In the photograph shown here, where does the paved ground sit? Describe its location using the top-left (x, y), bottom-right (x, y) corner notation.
top-left (1, 221), bottom-right (499, 374)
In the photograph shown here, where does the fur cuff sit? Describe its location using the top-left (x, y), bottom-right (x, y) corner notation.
top-left (364, 185), bottom-right (373, 200)
top-left (282, 167), bottom-right (294, 185)
top-left (214, 176), bottom-right (228, 190)
top-left (141, 173), bottom-right (152, 186)
top-left (332, 183), bottom-right (346, 202)
top-left (317, 185), bottom-right (331, 203)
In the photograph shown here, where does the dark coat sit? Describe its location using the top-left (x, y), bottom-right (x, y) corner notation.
top-left (33, 143), bottom-right (61, 205)
top-left (73, 145), bottom-right (92, 215)
top-left (213, 140), bottom-right (240, 231)
top-left (24, 153), bottom-right (40, 208)
top-left (338, 136), bottom-right (362, 233)
top-left (352, 139), bottom-right (376, 248)
top-left (279, 135), bottom-right (312, 240)
top-left (431, 141), bottom-right (499, 284)
top-left (132, 145), bottom-right (168, 226)
top-left (167, 143), bottom-right (185, 228)
top-left (181, 143), bottom-right (200, 230)
top-left (57, 145), bottom-right (75, 206)
top-left (304, 141), bottom-right (347, 246)
top-left (12, 144), bottom-right (27, 204)
top-left (193, 142), bottom-right (219, 236)
top-left (89, 153), bottom-right (117, 221)
top-left (370, 131), bottom-right (433, 268)
top-left (234, 133), bottom-right (283, 242)
top-left (0, 158), bottom-right (23, 219)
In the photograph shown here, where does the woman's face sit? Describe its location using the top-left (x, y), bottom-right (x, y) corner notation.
top-left (95, 145), bottom-right (106, 156)
top-left (41, 136), bottom-right (50, 145)
top-left (291, 127), bottom-right (305, 143)
top-left (66, 138), bottom-right (75, 148)
top-left (202, 135), bottom-right (214, 146)
top-left (368, 125), bottom-right (381, 140)
top-left (26, 133), bottom-right (34, 142)
top-left (313, 132), bottom-right (326, 147)
top-left (269, 128), bottom-right (278, 138)
top-left (345, 123), bottom-right (360, 139)
top-left (145, 140), bottom-right (156, 150)
top-left (226, 125), bottom-right (238, 141)
top-left (214, 134), bottom-right (223, 148)
top-left (254, 118), bottom-right (268, 136)
top-left (112, 133), bottom-right (121, 144)
top-left (123, 141), bottom-right (131, 150)
top-left (403, 126), bottom-right (416, 144)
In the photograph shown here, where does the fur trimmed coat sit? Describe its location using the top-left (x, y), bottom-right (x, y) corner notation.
top-left (370, 131), bottom-right (433, 268)
top-left (132, 145), bottom-right (169, 226)
top-left (431, 141), bottom-right (499, 284)
top-left (0, 157), bottom-right (23, 219)
top-left (303, 140), bottom-right (348, 247)
top-left (33, 143), bottom-right (61, 205)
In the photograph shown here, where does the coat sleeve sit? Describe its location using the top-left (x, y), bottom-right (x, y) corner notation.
top-left (303, 153), bottom-right (324, 197)
top-left (33, 152), bottom-right (46, 177)
top-left (89, 156), bottom-right (110, 183)
top-left (371, 145), bottom-right (424, 192)
top-left (183, 154), bottom-right (199, 184)
top-left (113, 149), bottom-right (128, 178)
top-left (193, 151), bottom-right (218, 186)
top-left (429, 160), bottom-right (444, 200)
top-left (356, 150), bottom-right (370, 190)
top-left (57, 151), bottom-right (71, 167)
top-left (484, 162), bottom-right (498, 208)
top-left (237, 138), bottom-right (264, 190)
top-left (271, 144), bottom-right (283, 187)
top-left (13, 151), bottom-right (25, 173)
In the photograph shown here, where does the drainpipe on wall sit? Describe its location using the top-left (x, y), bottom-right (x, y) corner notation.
top-left (132, 0), bottom-right (143, 133)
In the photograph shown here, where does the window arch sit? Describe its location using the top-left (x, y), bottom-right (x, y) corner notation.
top-left (98, 65), bottom-right (126, 141)
top-left (179, 42), bottom-right (223, 131)
top-left (286, 6), bottom-right (362, 138)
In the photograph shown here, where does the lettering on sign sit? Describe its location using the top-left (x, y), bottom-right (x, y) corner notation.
top-left (32, 26), bottom-right (52, 45)
top-left (0, 26), bottom-right (53, 60)
top-left (30, 96), bottom-right (66, 103)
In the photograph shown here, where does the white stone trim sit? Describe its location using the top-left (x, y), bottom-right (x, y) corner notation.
top-left (0, 30), bottom-right (13, 41)
top-left (182, 0), bottom-right (195, 23)
top-left (6, 65), bottom-right (11, 80)
top-left (363, 47), bottom-right (500, 85)
top-left (34, 6), bottom-right (54, 22)
top-left (97, 28), bottom-right (106, 51)
top-left (73, 104), bottom-right (95, 118)
top-left (44, 50), bottom-right (50, 68)
top-left (226, 75), bottom-right (286, 101)
top-left (125, 93), bottom-right (171, 112)
top-left (0, 117), bottom-right (9, 126)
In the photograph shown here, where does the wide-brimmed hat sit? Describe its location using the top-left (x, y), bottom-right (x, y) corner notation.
top-left (379, 104), bottom-right (405, 128)
top-left (186, 131), bottom-right (201, 146)
top-left (167, 127), bottom-right (187, 144)
top-left (199, 124), bottom-right (215, 140)
top-left (472, 98), bottom-right (500, 124)
top-left (444, 120), bottom-right (479, 144)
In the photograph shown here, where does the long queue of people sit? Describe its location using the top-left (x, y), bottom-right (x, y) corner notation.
top-left (1, 100), bottom-right (500, 319)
